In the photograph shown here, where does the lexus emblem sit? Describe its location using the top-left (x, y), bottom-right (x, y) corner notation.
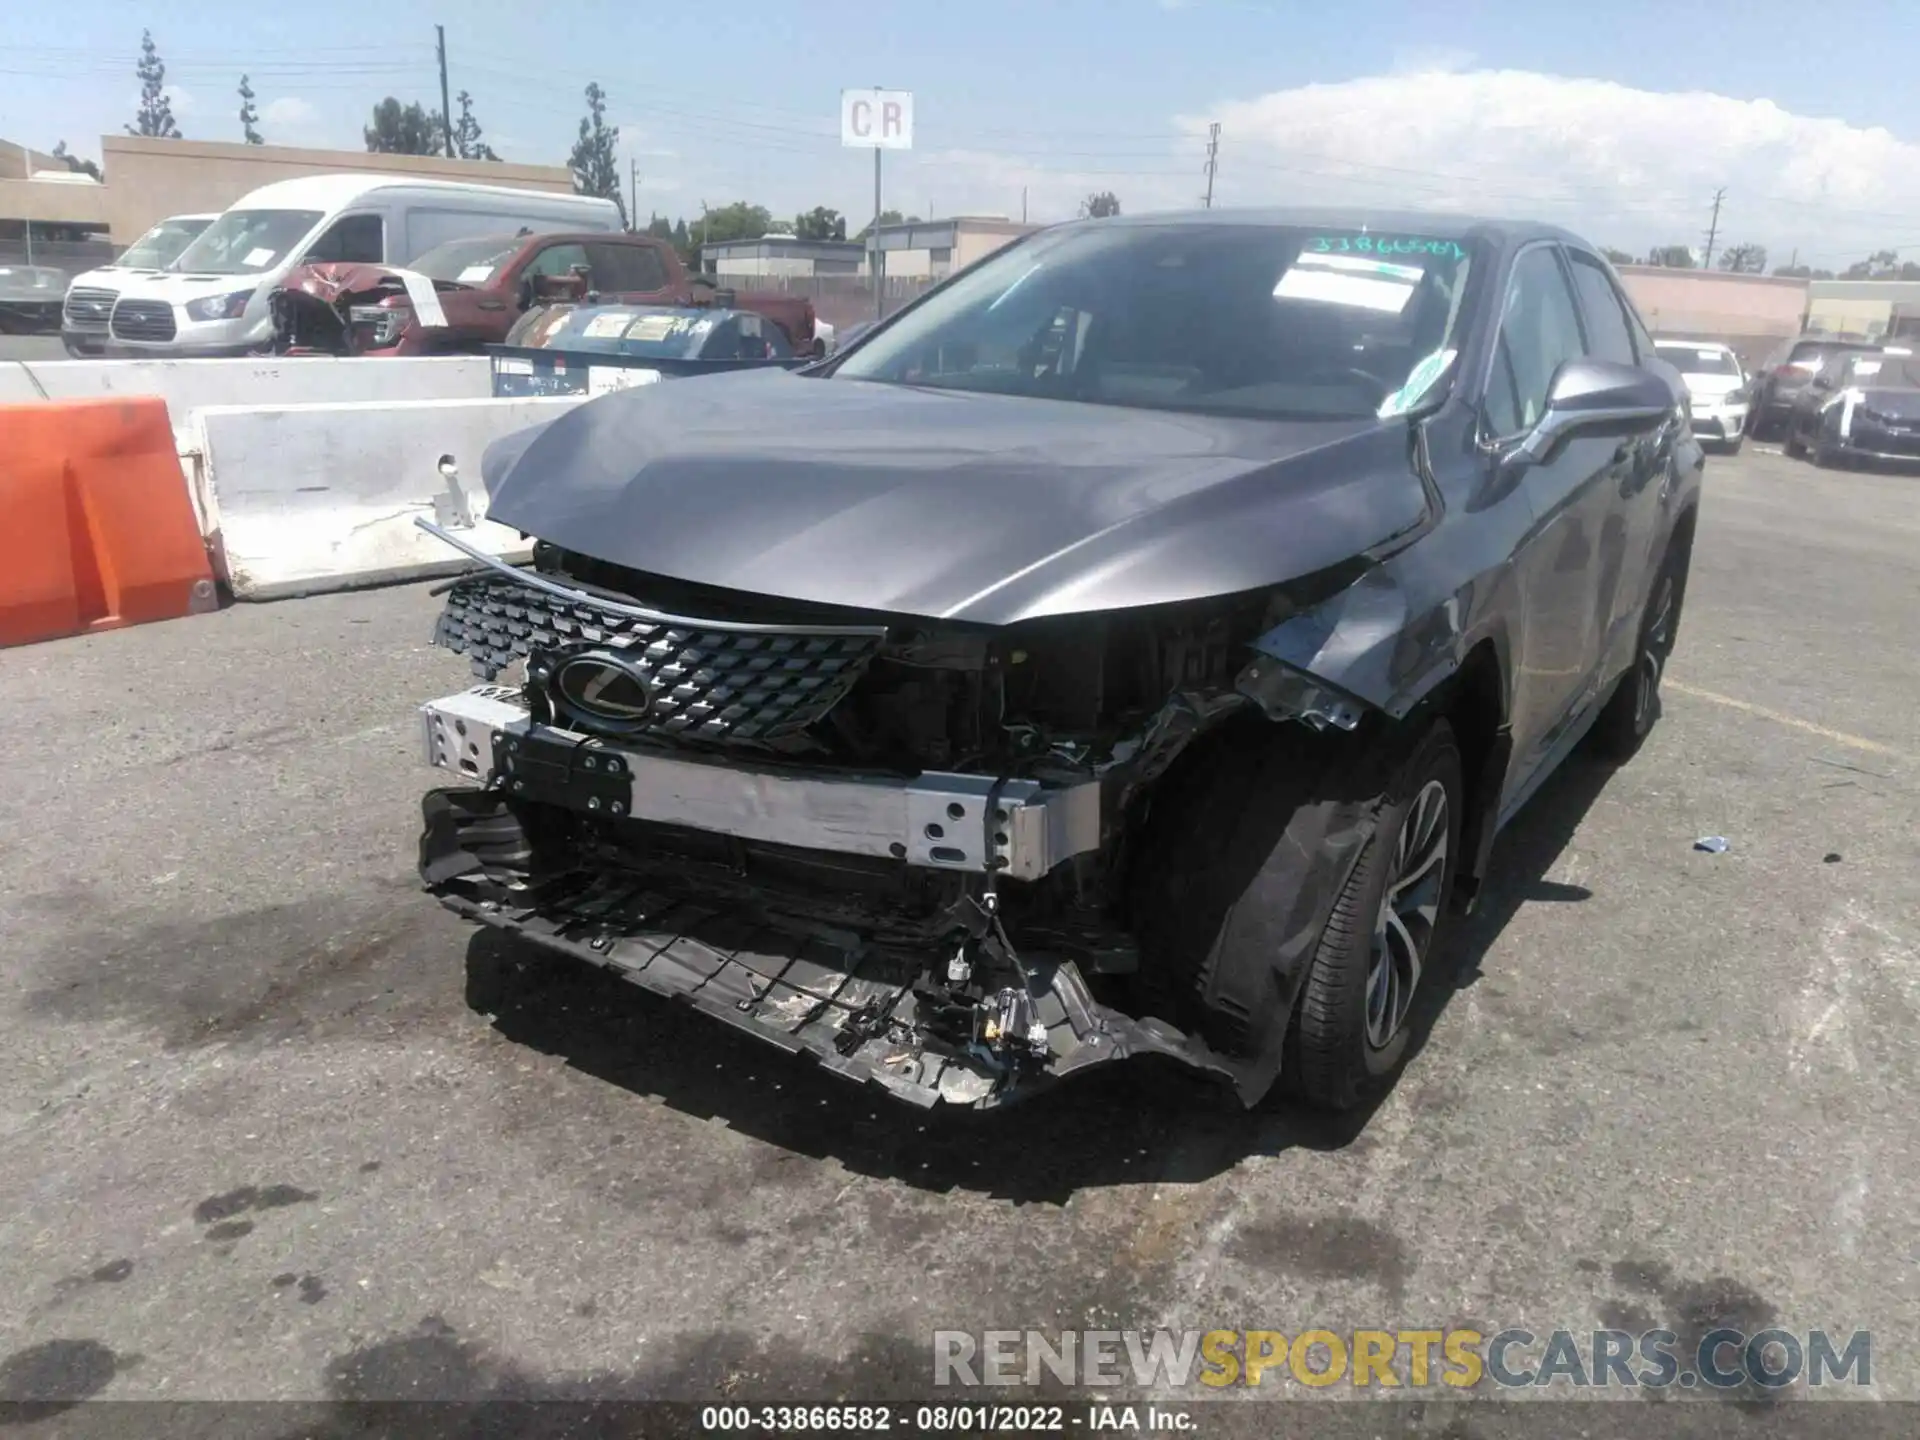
top-left (553, 650), bottom-right (655, 730)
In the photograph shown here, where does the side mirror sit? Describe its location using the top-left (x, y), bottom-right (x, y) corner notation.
top-left (1507, 358), bottom-right (1674, 469)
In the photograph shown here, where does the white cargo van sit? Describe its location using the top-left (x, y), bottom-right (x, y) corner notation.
top-left (102, 175), bottom-right (620, 357)
top-left (60, 213), bottom-right (219, 356)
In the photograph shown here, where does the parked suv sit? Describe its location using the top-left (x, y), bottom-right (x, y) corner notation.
top-left (1748, 336), bottom-right (1882, 438)
top-left (416, 211), bottom-right (1701, 1114)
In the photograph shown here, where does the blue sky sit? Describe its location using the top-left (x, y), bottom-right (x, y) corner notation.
top-left (7, 0), bottom-right (1920, 266)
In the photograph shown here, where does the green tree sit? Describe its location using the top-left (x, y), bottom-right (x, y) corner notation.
top-left (451, 91), bottom-right (499, 161)
top-left (51, 141), bottom-right (102, 181)
top-left (364, 97), bottom-right (444, 155)
top-left (127, 30), bottom-right (182, 138)
top-left (700, 202), bottom-right (775, 244)
top-left (1601, 246), bottom-right (1635, 266)
top-left (794, 206), bottom-right (846, 241)
top-left (1842, 249), bottom-right (1899, 280)
top-left (1646, 245), bottom-right (1696, 269)
top-left (238, 75), bottom-right (262, 145)
top-left (1717, 242), bottom-right (1767, 274)
top-left (1080, 190), bottom-right (1121, 218)
top-left (645, 213), bottom-right (674, 241)
top-left (569, 82), bottom-right (625, 227)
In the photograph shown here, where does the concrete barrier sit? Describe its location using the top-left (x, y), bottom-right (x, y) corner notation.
top-left (0, 356), bottom-right (491, 416)
top-left (187, 396), bottom-right (583, 600)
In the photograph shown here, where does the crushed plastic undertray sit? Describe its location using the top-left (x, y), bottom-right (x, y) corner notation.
top-left (421, 786), bottom-right (1243, 1109)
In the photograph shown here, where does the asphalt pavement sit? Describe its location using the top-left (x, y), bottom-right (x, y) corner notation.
top-left (2, 443), bottom-right (1917, 1424)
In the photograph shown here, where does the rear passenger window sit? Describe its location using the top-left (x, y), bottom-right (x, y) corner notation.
top-left (1566, 252), bottom-right (1639, 366)
top-left (1485, 247), bottom-right (1586, 436)
top-left (305, 213), bottom-right (384, 264)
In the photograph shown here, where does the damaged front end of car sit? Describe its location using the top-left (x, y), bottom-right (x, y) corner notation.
top-left (415, 529), bottom-right (1390, 1110)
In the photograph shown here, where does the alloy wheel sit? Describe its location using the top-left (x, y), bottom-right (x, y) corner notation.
top-left (1365, 778), bottom-right (1450, 1050)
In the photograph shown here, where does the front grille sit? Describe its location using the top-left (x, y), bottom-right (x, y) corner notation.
top-left (64, 286), bottom-right (117, 327)
top-left (110, 298), bottom-right (176, 342)
top-left (434, 572), bottom-right (887, 745)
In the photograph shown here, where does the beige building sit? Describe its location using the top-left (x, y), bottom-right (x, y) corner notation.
top-left (1801, 279), bottom-right (1920, 339)
top-left (871, 216), bottom-right (1039, 280)
top-left (0, 135), bottom-right (576, 245)
top-left (1615, 265), bottom-right (1809, 353)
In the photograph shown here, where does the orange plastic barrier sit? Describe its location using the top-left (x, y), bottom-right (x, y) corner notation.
top-left (0, 396), bottom-right (217, 648)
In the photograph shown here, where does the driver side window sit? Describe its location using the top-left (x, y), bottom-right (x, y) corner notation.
top-left (1485, 246), bottom-right (1586, 438)
top-left (525, 243), bottom-right (590, 280)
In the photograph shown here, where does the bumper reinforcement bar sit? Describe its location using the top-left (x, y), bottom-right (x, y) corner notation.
top-left (422, 685), bottom-right (1102, 881)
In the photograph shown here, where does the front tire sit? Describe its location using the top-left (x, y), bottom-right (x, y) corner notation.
top-left (1129, 717), bottom-right (1461, 1112)
top-left (1287, 722), bottom-right (1463, 1110)
top-left (1785, 425), bottom-right (1808, 459)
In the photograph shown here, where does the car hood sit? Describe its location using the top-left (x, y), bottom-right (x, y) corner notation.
top-left (481, 369), bottom-right (1430, 625)
top-left (67, 265), bottom-right (161, 289)
top-left (114, 272), bottom-right (269, 302)
top-left (1682, 373), bottom-right (1744, 400)
top-left (280, 261), bottom-right (470, 306)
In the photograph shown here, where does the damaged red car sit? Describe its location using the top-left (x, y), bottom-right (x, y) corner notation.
top-left (271, 230), bottom-right (816, 357)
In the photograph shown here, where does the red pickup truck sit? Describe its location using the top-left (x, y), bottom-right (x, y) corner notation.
top-left (271, 230), bottom-right (818, 357)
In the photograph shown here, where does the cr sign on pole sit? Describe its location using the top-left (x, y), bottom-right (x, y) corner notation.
top-left (843, 89), bottom-right (913, 321)
top-left (841, 89), bottom-right (913, 150)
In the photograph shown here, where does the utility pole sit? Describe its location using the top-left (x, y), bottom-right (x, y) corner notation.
top-left (1021, 187), bottom-right (1027, 224)
top-left (18, 143), bottom-right (31, 265)
top-left (436, 25), bottom-right (454, 159)
top-left (872, 144), bottom-right (884, 321)
top-left (629, 159), bottom-right (639, 232)
top-left (1203, 122), bottom-right (1220, 209)
top-left (1702, 187), bottom-right (1726, 270)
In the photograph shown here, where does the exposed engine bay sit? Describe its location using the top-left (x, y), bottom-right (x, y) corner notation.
top-left (418, 540), bottom-right (1365, 1107)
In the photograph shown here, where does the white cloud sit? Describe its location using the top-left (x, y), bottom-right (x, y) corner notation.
top-left (1174, 69), bottom-right (1920, 266)
top-left (262, 96), bottom-right (319, 130)
top-left (1390, 45), bottom-right (1476, 75)
top-left (169, 85), bottom-right (196, 116)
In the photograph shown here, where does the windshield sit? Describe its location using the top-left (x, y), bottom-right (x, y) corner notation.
top-left (1659, 344), bottom-right (1740, 376)
top-left (117, 217), bottom-right (212, 271)
top-left (410, 235), bottom-right (525, 284)
top-left (172, 209), bottom-right (324, 276)
top-left (832, 223), bottom-right (1480, 420)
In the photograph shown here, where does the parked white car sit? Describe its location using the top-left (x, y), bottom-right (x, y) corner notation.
top-left (1655, 339), bottom-right (1750, 453)
top-left (60, 213), bottom-right (218, 356)
top-left (100, 175), bottom-right (621, 358)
